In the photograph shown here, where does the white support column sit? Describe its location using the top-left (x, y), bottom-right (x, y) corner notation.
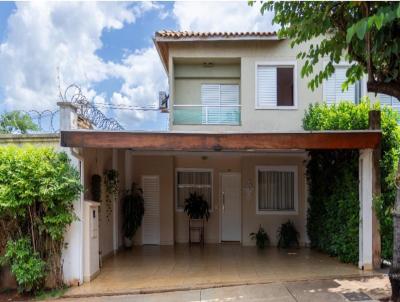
top-left (57, 102), bottom-right (78, 131)
top-left (359, 148), bottom-right (373, 270)
top-left (125, 150), bottom-right (132, 190)
top-left (57, 101), bottom-right (84, 285)
top-left (112, 149), bottom-right (119, 253)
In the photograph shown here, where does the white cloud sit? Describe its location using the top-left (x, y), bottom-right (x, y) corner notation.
top-left (0, 2), bottom-right (155, 112)
top-left (0, 1), bottom-right (277, 130)
top-left (173, 1), bottom-right (277, 32)
top-left (109, 47), bottom-right (168, 129)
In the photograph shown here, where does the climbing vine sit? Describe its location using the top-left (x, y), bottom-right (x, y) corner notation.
top-left (303, 99), bottom-right (400, 262)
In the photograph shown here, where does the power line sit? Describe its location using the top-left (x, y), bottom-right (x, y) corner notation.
top-left (93, 102), bottom-right (161, 111)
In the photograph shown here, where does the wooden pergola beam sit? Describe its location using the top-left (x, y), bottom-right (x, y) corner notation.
top-left (61, 130), bottom-right (381, 151)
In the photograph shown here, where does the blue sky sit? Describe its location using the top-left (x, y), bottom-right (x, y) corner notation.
top-left (0, 1), bottom-right (274, 131)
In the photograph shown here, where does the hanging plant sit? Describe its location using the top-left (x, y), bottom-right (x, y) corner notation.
top-left (91, 174), bottom-right (101, 202)
top-left (103, 169), bottom-right (119, 222)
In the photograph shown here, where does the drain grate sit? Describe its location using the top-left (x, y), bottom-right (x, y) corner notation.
top-left (342, 292), bottom-right (372, 301)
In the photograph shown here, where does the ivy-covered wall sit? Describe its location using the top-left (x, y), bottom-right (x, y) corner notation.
top-left (303, 100), bottom-right (400, 263)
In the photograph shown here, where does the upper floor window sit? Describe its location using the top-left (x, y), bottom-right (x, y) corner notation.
top-left (323, 65), bottom-right (361, 104)
top-left (256, 62), bottom-right (296, 109)
top-left (200, 84), bottom-right (240, 125)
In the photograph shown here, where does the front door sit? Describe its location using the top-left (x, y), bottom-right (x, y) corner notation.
top-left (221, 173), bottom-right (241, 242)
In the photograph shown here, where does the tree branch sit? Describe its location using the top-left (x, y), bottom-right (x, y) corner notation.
top-left (367, 81), bottom-right (400, 100)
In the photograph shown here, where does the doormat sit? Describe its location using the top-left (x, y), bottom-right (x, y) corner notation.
top-left (342, 292), bottom-right (372, 301)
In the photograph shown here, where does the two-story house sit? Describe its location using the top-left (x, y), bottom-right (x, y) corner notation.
top-left (58, 31), bottom-right (382, 289)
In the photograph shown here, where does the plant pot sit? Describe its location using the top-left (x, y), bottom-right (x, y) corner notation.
top-left (124, 236), bottom-right (133, 248)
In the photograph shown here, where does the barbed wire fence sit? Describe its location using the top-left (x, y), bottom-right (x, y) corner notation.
top-left (1, 84), bottom-right (169, 134)
top-left (59, 84), bottom-right (124, 131)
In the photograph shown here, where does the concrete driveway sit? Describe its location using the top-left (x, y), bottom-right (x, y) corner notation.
top-left (56, 276), bottom-right (389, 302)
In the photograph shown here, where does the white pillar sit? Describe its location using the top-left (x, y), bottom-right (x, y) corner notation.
top-left (57, 102), bottom-right (78, 131)
top-left (359, 149), bottom-right (373, 270)
top-left (112, 149), bottom-right (119, 253)
top-left (58, 101), bottom-right (84, 285)
top-left (125, 150), bottom-right (132, 190)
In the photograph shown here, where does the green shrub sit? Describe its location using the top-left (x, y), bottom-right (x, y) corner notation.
top-left (277, 220), bottom-right (300, 249)
top-left (250, 225), bottom-right (270, 249)
top-left (0, 145), bottom-right (82, 290)
top-left (303, 99), bottom-right (400, 262)
top-left (0, 238), bottom-right (46, 293)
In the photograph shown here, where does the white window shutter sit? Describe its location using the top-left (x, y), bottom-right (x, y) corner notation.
top-left (324, 66), bottom-right (356, 104)
top-left (201, 84), bottom-right (219, 124)
top-left (220, 84), bottom-right (239, 106)
top-left (335, 67), bottom-right (355, 102)
top-left (323, 75), bottom-right (336, 105)
top-left (201, 84), bottom-right (220, 106)
top-left (379, 94), bottom-right (400, 114)
top-left (220, 84), bottom-right (240, 125)
top-left (257, 65), bottom-right (277, 107)
top-left (142, 176), bottom-right (160, 245)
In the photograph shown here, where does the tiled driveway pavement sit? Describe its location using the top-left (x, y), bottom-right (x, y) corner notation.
top-left (65, 245), bottom-right (380, 298)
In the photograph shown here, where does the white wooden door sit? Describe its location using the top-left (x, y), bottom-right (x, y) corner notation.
top-left (221, 173), bottom-right (241, 242)
top-left (142, 176), bottom-right (160, 245)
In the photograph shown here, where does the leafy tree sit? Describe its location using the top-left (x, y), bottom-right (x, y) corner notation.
top-left (259, 1), bottom-right (400, 99)
top-left (257, 2), bottom-right (400, 299)
top-left (0, 111), bottom-right (39, 134)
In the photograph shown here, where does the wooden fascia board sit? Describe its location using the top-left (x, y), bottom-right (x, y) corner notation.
top-left (61, 131), bottom-right (381, 151)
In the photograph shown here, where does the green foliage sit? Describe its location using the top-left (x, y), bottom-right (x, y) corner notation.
top-left (250, 225), bottom-right (270, 249)
top-left (104, 169), bottom-right (119, 196)
top-left (0, 238), bottom-right (46, 293)
top-left (277, 220), bottom-right (300, 249)
top-left (304, 100), bottom-right (400, 262)
top-left (258, 2), bottom-right (400, 98)
top-left (0, 111), bottom-right (39, 134)
top-left (0, 145), bottom-right (82, 290)
top-left (184, 192), bottom-right (210, 221)
top-left (122, 183), bottom-right (145, 240)
top-left (103, 169), bottom-right (119, 222)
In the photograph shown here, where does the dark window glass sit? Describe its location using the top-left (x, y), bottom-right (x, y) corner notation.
top-left (277, 67), bottom-right (294, 106)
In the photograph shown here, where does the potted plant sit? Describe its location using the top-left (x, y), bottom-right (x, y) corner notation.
top-left (250, 225), bottom-right (269, 249)
top-left (184, 192), bottom-right (210, 221)
top-left (277, 220), bottom-right (299, 249)
top-left (122, 183), bottom-right (145, 248)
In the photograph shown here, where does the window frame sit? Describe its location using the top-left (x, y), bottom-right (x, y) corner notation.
top-left (255, 165), bottom-right (299, 215)
top-left (255, 61), bottom-right (298, 110)
top-left (175, 168), bottom-right (213, 212)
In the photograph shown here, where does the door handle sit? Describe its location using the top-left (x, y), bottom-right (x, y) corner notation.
top-left (222, 192), bottom-right (225, 212)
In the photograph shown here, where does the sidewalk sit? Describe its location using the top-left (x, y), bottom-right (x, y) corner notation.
top-left (55, 276), bottom-right (389, 302)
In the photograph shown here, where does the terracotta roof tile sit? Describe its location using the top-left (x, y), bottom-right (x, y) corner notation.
top-left (155, 30), bottom-right (277, 40)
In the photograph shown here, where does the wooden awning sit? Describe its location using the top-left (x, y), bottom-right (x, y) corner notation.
top-left (61, 130), bottom-right (381, 151)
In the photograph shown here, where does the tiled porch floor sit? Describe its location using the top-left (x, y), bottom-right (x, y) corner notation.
top-left (66, 244), bottom-right (375, 297)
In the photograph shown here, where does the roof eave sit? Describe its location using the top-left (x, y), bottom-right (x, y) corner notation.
top-left (153, 37), bottom-right (169, 74)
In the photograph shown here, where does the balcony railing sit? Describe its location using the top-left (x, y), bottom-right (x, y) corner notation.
top-left (173, 105), bottom-right (241, 125)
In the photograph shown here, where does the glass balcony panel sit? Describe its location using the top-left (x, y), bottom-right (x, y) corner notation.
top-left (173, 105), bottom-right (240, 125)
